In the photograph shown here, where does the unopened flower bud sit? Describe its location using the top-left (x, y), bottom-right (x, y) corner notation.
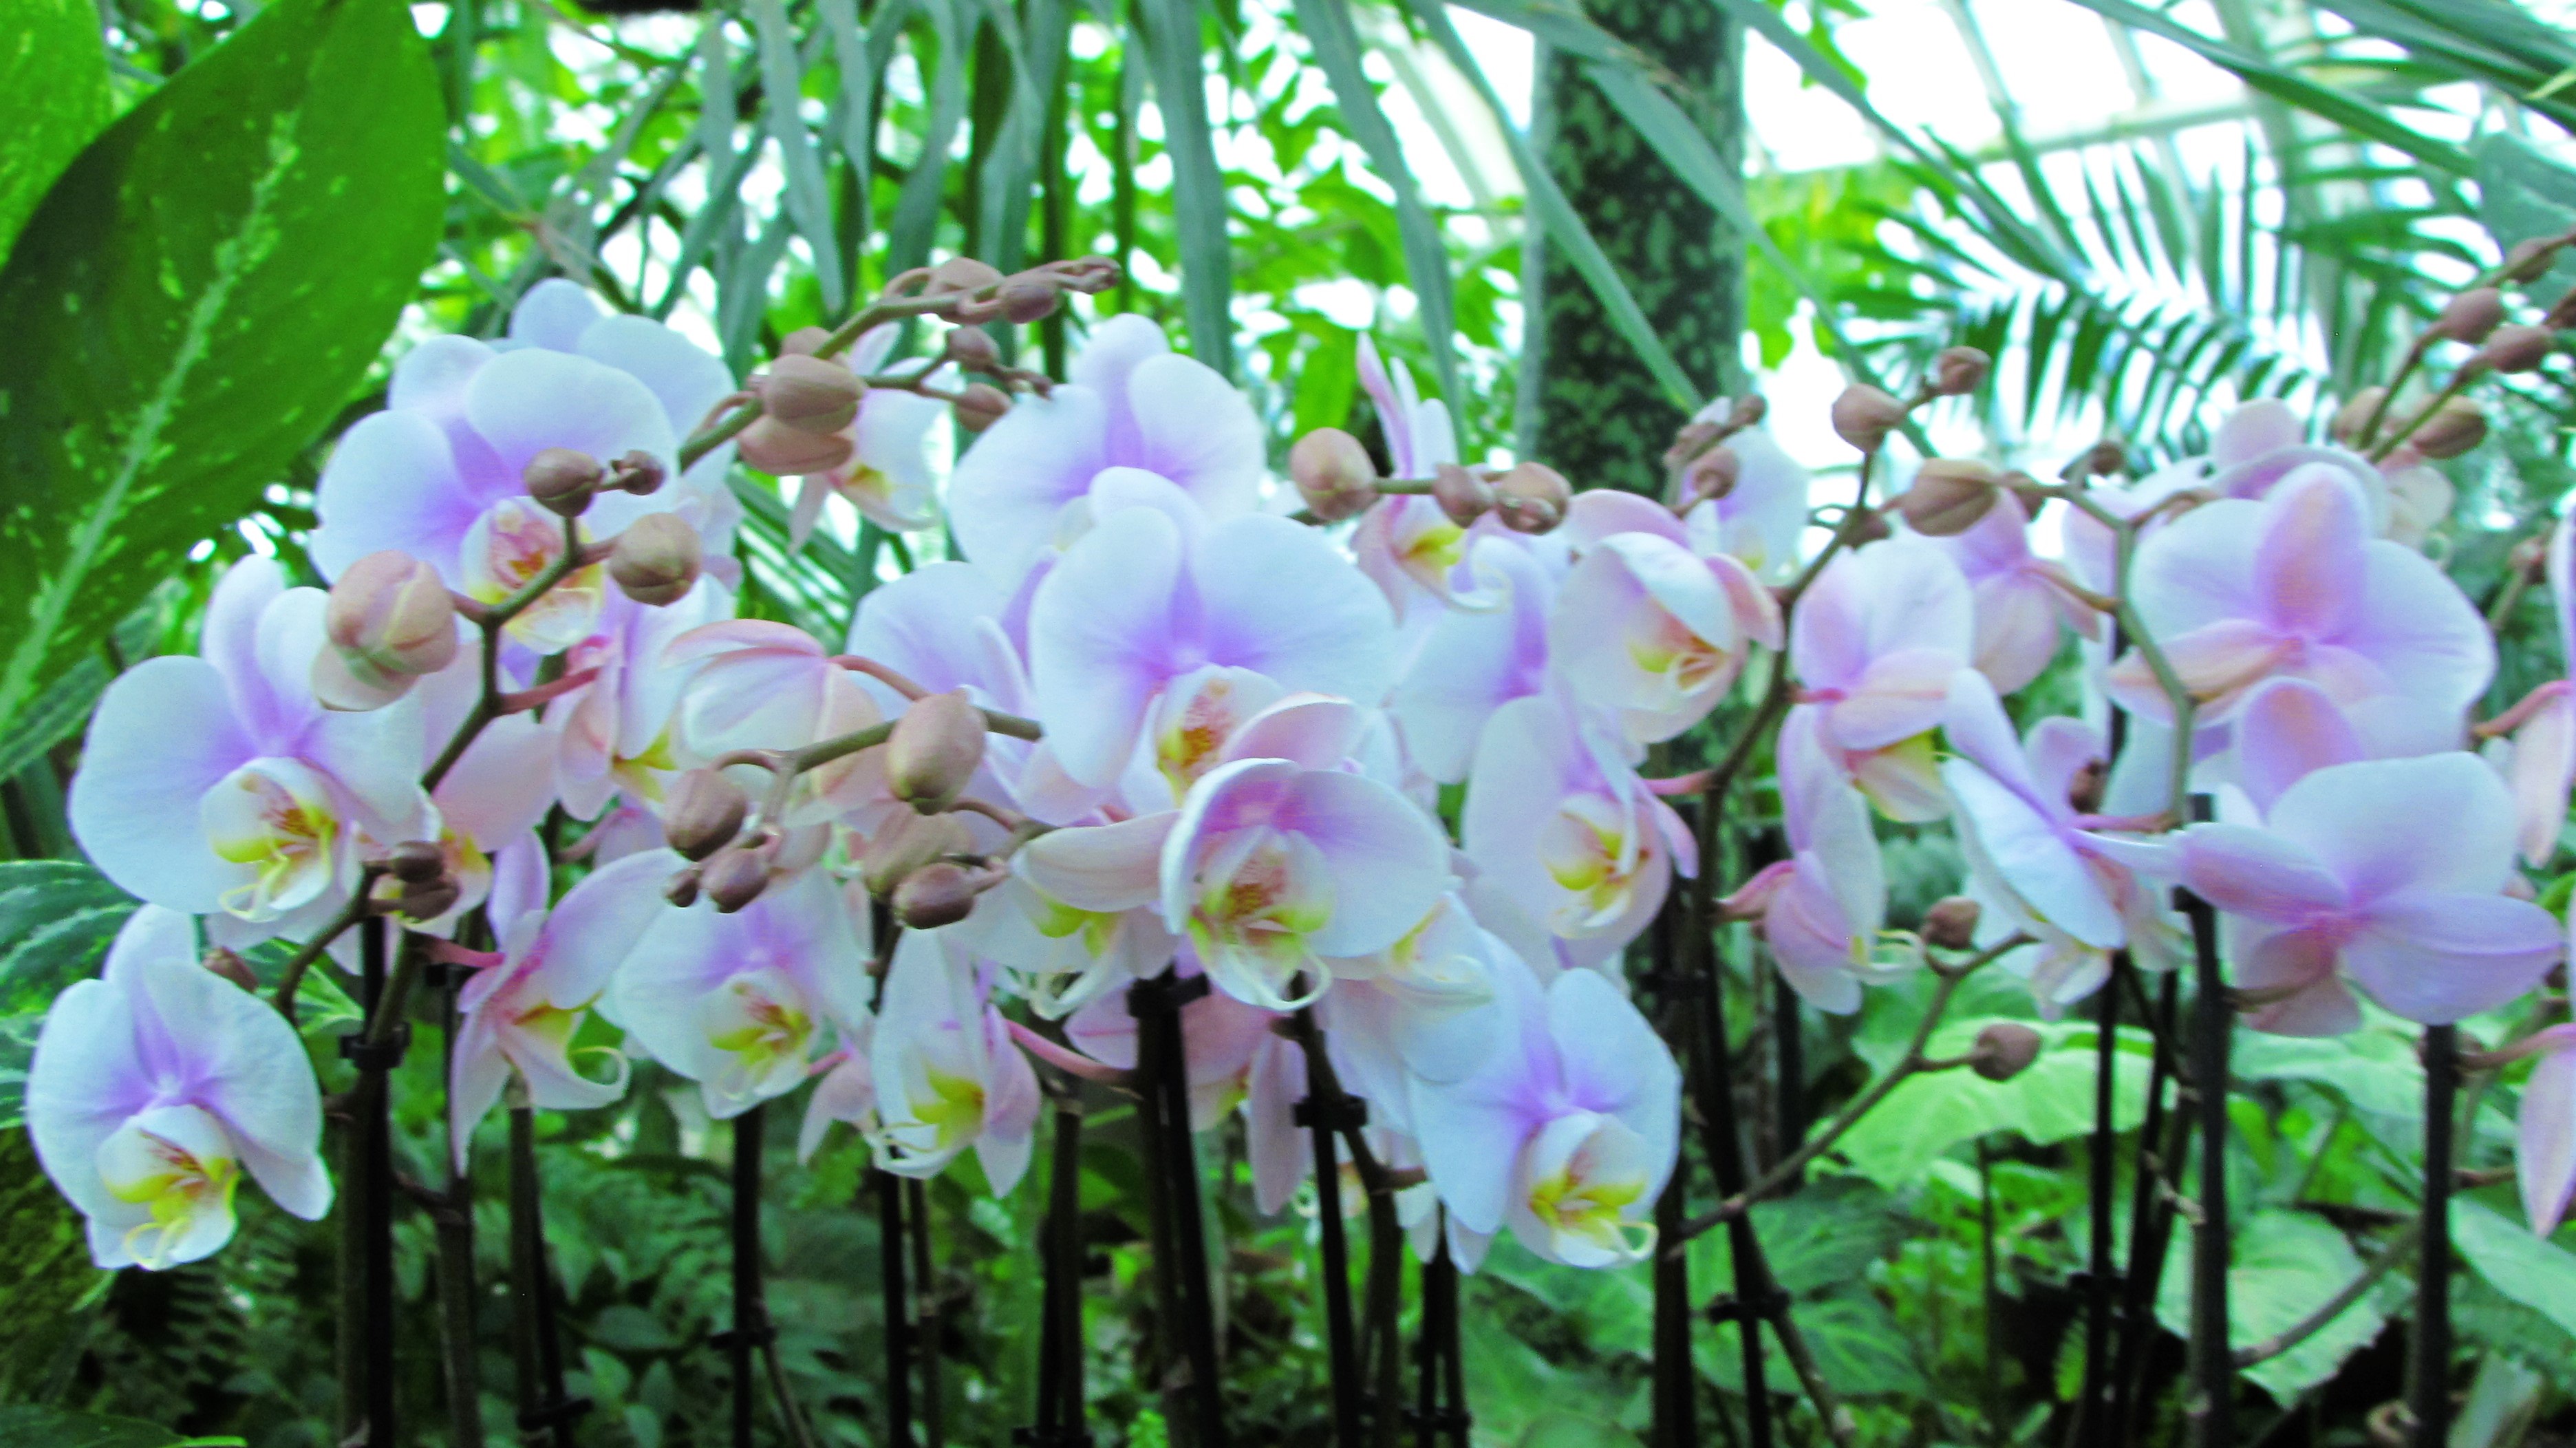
top-left (780, 326), bottom-right (837, 359)
top-left (2409, 397), bottom-right (2487, 460)
top-left (318, 551), bottom-right (459, 710)
top-left (1847, 509), bottom-right (1893, 546)
top-left (887, 690), bottom-right (988, 813)
top-left (1289, 427), bottom-right (1379, 522)
top-left (1929, 347), bottom-right (1990, 397)
top-left (738, 416), bottom-right (857, 476)
top-left (2005, 471), bottom-right (2051, 520)
top-left (997, 279), bottom-right (1059, 324)
top-left (523, 447), bottom-right (604, 517)
top-left (861, 811), bottom-right (974, 897)
top-left (1921, 897), bottom-right (1982, 952)
top-left (954, 383), bottom-right (1011, 434)
top-left (2067, 758), bottom-right (2108, 816)
top-left (1896, 458), bottom-right (2001, 537)
top-left (1432, 462), bottom-right (1494, 527)
top-left (2478, 323), bottom-right (2553, 374)
top-left (1969, 1022), bottom-right (2044, 1083)
top-left (385, 839), bottom-right (448, 884)
top-left (758, 354), bottom-right (864, 435)
top-left (202, 947), bottom-right (258, 993)
top-left (1492, 462), bottom-right (1571, 535)
top-left (2331, 388), bottom-right (2387, 444)
top-left (893, 861), bottom-right (983, 930)
top-left (2430, 286), bottom-right (2506, 344)
top-left (944, 326), bottom-right (1002, 371)
top-left (1686, 446), bottom-right (1741, 504)
top-left (606, 450), bottom-right (667, 497)
top-left (609, 513), bottom-right (703, 606)
top-left (664, 768), bottom-right (751, 862)
top-left (2511, 533), bottom-right (2551, 584)
top-left (700, 843), bottom-right (772, 913)
top-left (929, 257), bottom-right (1007, 295)
top-left (1830, 385), bottom-right (1907, 452)
top-left (1728, 394), bottom-right (1768, 429)
top-left (397, 880), bottom-right (462, 922)
top-left (663, 864), bottom-right (703, 908)
top-left (2546, 288), bottom-right (2576, 332)
top-left (2504, 236), bottom-right (2562, 284)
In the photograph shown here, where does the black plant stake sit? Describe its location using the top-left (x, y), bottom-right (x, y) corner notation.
top-left (909, 1176), bottom-right (946, 1448)
top-left (877, 1167), bottom-right (919, 1448)
top-left (2110, 970), bottom-right (2187, 1448)
top-left (1646, 901), bottom-right (1697, 1448)
top-left (433, 962), bottom-right (486, 1448)
top-left (2410, 1025), bottom-right (2458, 1447)
top-left (1130, 971), bottom-right (1226, 1447)
top-left (1026, 1091), bottom-right (1090, 1446)
top-left (727, 1103), bottom-right (770, 1448)
top-left (349, 914), bottom-right (399, 1445)
top-left (1299, 1020), bottom-right (1366, 1448)
top-left (2074, 952), bottom-right (2125, 1442)
top-left (1413, 1232), bottom-right (1468, 1448)
top-left (508, 1098), bottom-right (586, 1447)
top-left (2176, 792), bottom-right (2233, 1448)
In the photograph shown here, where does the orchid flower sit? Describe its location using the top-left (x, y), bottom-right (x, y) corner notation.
top-left (1934, 490), bottom-right (2101, 695)
top-left (28, 907), bottom-right (330, 1269)
top-left (446, 848), bottom-right (671, 1165)
top-left (1346, 337), bottom-right (1496, 616)
top-left (1408, 955), bottom-right (1679, 1268)
top-left (69, 557), bottom-right (431, 946)
top-left (872, 929), bottom-right (1043, 1193)
top-left (797, 1021), bottom-right (879, 1164)
top-left (1550, 492), bottom-right (1781, 747)
top-left (1789, 536), bottom-right (1976, 820)
top-left (784, 322), bottom-right (949, 541)
top-left (947, 314), bottom-right (1264, 584)
top-left (1679, 416), bottom-right (1811, 582)
top-left (2517, 1022), bottom-right (2576, 1235)
top-left (665, 619), bottom-right (888, 824)
top-left (2488, 513), bottom-right (2576, 865)
top-left (1461, 692), bottom-right (1695, 971)
top-left (608, 863), bottom-right (874, 1118)
top-left (1735, 706), bottom-right (1892, 1013)
top-left (1388, 535), bottom-right (1556, 784)
top-left (1027, 505), bottom-right (1398, 787)
top-left (2154, 752), bottom-right (2559, 1036)
top-left (1314, 893), bottom-right (1509, 1126)
top-left (548, 580), bottom-right (732, 820)
top-left (2104, 467), bottom-right (2491, 733)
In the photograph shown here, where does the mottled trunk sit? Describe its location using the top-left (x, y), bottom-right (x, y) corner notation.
top-left (1524, 1), bottom-right (1745, 495)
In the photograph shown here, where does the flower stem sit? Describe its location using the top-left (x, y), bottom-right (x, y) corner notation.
top-left (729, 1103), bottom-right (765, 1448)
top-left (1031, 1094), bottom-right (1088, 1441)
top-left (2109, 970), bottom-right (2187, 1448)
top-left (2176, 823), bottom-right (2235, 1448)
top-left (908, 1175), bottom-right (946, 1448)
top-left (1130, 971), bottom-right (1227, 1447)
top-left (876, 1168), bottom-right (919, 1448)
top-left (2074, 952), bottom-right (2127, 1441)
top-left (354, 915), bottom-right (399, 1446)
top-left (436, 970), bottom-right (486, 1448)
top-left (2410, 1026), bottom-right (2458, 1447)
top-left (1302, 1025), bottom-right (1365, 1448)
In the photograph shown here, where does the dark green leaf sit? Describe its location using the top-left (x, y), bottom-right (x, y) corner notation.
top-left (0, 1405), bottom-right (233, 1448)
top-left (0, 0), bottom-right (110, 265)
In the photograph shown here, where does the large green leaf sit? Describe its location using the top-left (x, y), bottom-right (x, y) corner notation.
top-left (0, 0), bottom-right (109, 264)
top-left (2453, 1198), bottom-right (2576, 1341)
top-left (1135, 0), bottom-right (1234, 378)
top-left (0, 1129), bottom-right (105, 1402)
top-left (0, 1405), bottom-right (239, 1448)
top-left (2473, 131), bottom-right (2576, 297)
top-left (2155, 1210), bottom-right (2391, 1401)
top-left (1834, 1021), bottom-right (2153, 1186)
top-left (0, 860), bottom-right (140, 1130)
top-left (0, 0), bottom-right (444, 747)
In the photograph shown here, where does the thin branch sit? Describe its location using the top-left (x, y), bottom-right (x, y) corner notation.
top-left (2233, 1217), bottom-right (2419, 1368)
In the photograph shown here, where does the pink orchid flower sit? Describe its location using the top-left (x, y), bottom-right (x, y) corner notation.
top-left (1346, 337), bottom-right (1503, 617)
top-left (796, 1021), bottom-right (879, 1164)
top-left (445, 848), bottom-right (670, 1165)
top-left (1941, 672), bottom-right (2124, 950)
top-left (1461, 692), bottom-right (1696, 971)
top-left (1408, 956), bottom-right (1679, 1268)
top-left (1788, 537), bottom-right (1977, 821)
top-left (2160, 752), bottom-right (2559, 1036)
top-left (608, 863), bottom-right (875, 1118)
top-left (1388, 535), bottom-right (1556, 784)
top-left (28, 907), bottom-right (330, 1269)
top-left (1027, 505), bottom-right (1398, 787)
top-left (665, 619), bottom-right (888, 824)
top-left (947, 314), bottom-right (1264, 585)
top-left (2104, 467), bottom-right (2491, 730)
top-left (1935, 489), bottom-right (2102, 695)
top-left (1677, 414), bottom-right (1811, 582)
top-left (785, 322), bottom-right (949, 541)
top-left (2517, 1021), bottom-right (2576, 1235)
top-left (69, 557), bottom-right (431, 945)
top-left (1550, 491), bottom-right (1781, 747)
top-left (1733, 706), bottom-right (1891, 1013)
top-left (546, 580), bottom-right (732, 821)
top-left (2488, 514), bottom-right (2576, 864)
top-left (872, 929), bottom-right (1043, 1194)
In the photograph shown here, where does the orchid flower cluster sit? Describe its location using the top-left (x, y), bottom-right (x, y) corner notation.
top-left (23, 239), bottom-right (2576, 1425)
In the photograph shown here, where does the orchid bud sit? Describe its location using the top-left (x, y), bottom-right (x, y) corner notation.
top-left (737, 416), bottom-right (857, 476)
top-left (2504, 236), bottom-right (2562, 284)
top-left (1492, 462), bottom-right (1571, 535)
top-left (317, 551), bottom-right (459, 710)
top-left (1847, 509), bottom-right (1893, 546)
top-left (663, 864), bottom-right (703, 908)
top-left (202, 947), bottom-right (259, 993)
top-left (2511, 533), bottom-right (2551, 584)
top-left (1288, 427), bottom-right (1379, 522)
top-left (700, 843), bottom-right (773, 914)
top-left (1728, 394), bottom-right (1768, 429)
top-left (397, 878), bottom-right (462, 922)
top-left (2067, 758), bottom-right (2109, 816)
top-left (2409, 398), bottom-right (2487, 460)
top-left (861, 811), bottom-right (974, 897)
top-left (780, 326), bottom-right (837, 359)
top-left (758, 354), bottom-right (864, 435)
top-left (1432, 462), bottom-right (1494, 526)
top-left (2005, 471), bottom-right (2051, 520)
top-left (929, 257), bottom-right (1007, 295)
top-left (2546, 288), bottom-right (2576, 332)
top-left (1686, 446), bottom-right (1741, 504)
top-left (2429, 286), bottom-right (2506, 344)
top-left (523, 447), bottom-right (604, 517)
top-left (606, 450), bottom-right (667, 497)
top-left (887, 690), bottom-right (988, 813)
top-left (1895, 458), bottom-right (2001, 537)
top-left (1969, 1023), bottom-right (2044, 1083)
top-left (2478, 323), bottom-right (2553, 374)
top-left (665, 768), bottom-right (751, 862)
top-left (1666, 420), bottom-right (1720, 466)
top-left (893, 861), bottom-right (983, 930)
top-left (608, 513), bottom-right (703, 606)
top-left (1929, 347), bottom-right (1990, 397)
top-left (385, 839), bottom-right (447, 884)
top-left (954, 383), bottom-right (1011, 434)
top-left (998, 279), bottom-right (1059, 323)
top-left (1921, 897), bottom-right (1982, 951)
top-left (1830, 385), bottom-right (1907, 452)
top-left (944, 326), bottom-right (1002, 371)
top-left (2331, 387), bottom-right (2387, 444)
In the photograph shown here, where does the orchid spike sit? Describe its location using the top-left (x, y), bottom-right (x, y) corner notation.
top-left (786, 323), bottom-right (949, 540)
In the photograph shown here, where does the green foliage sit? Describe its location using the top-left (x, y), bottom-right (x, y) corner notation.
top-left (0, 1404), bottom-right (239, 1448)
top-left (0, 0), bottom-right (109, 265)
top-left (2153, 1210), bottom-right (2389, 1400)
top-left (0, 0), bottom-right (445, 749)
top-left (0, 861), bottom-right (139, 1129)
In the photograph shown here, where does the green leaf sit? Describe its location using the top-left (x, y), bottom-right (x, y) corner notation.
top-left (0, 1129), bottom-right (105, 1401)
top-left (0, 1405), bottom-right (237, 1448)
top-left (1834, 1021), bottom-right (2152, 1186)
top-left (2155, 1209), bottom-right (2390, 1401)
top-left (0, 864), bottom-right (137, 1131)
top-left (749, 0), bottom-right (846, 312)
top-left (0, 0), bottom-right (445, 749)
top-left (2473, 132), bottom-right (2576, 297)
top-left (2233, 1024), bottom-right (2427, 1121)
top-left (0, 0), bottom-right (109, 265)
top-left (1135, 0), bottom-right (1234, 377)
top-left (2452, 1198), bottom-right (2576, 1341)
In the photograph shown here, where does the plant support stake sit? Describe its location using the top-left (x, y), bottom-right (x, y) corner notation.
top-left (2177, 790), bottom-right (2233, 1448)
top-left (2410, 1025), bottom-right (2457, 1447)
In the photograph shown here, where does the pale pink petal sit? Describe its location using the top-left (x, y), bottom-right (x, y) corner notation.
top-left (1246, 1037), bottom-right (1309, 1215)
top-left (1194, 514), bottom-right (1400, 708)
top-left (2107, 618), bottom-right (2288, 723)
top-left (2234, 678), bottom-right (2365, 815)
top-left (1764, 858), bottom-right (1865, 1014)
top-left (577, 312), bottom-right (736, 443)
top-left (531, 849), bottom-right (677, 1008)
top-left (2253, 469), bottom-right (2368, 639)
top-left (2343, 892), bottom-right (2562, 1025)
top-left (509, 278), bottom-right (605, 350)
top-left (2341, 543), bottom-right (2498, 723)
top-left (2509, 688), bottom-right (2576, 864)
top-left (2517, 1030), bottom-right (2576, 1234)
top-left (312, 409), bottom-right (482, 587)
top-left (1788, 551), bottom-right (1870, 693)
top-left (1029, 505), bottom-right (1185, 786)
top-left (2268, 754), bottom-right (2518, 901)
top-left (1945, 761), bottom-right (2123, 948)
top-left (1940, 669), bottom-right (2045, 804)
top-left (1829, 650), bottom-right (1962, 752)
top-left (67, 659), bottom-right (256, 913)
top-left (1562, 490), bottom-right (1687, 549)
top-left (948, 384), bottom-right (1112, 582)
top-left (1968, 571), bottom-right (2065, 696)
top-left (1224, 694), bottom-right (1366, 770)
top-left (1123, 352), bottom-right (1265, 520)
top-left (1282, 770), bottom-right (1453, 957)
top-left (463, 347), bottom-right (677, 483)
top-left (2173, 824), bottom-right (2347, 921)
top-left (2211, 397), bottom-right (2304, 466)
top-left (1019, 813), bottom-right (1177, 913)
top-left (1387, 537), bottom-right (1554, 782)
